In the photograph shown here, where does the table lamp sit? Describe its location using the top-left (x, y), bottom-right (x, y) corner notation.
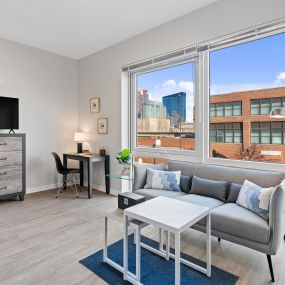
top-left (74, 132), bottom-right (86, 153)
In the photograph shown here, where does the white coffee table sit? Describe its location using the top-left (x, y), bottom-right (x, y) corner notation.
top-left (124, 196), bottom-right (211, 285)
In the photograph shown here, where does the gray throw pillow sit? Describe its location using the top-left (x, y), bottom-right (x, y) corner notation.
top-left (190, 176), bottom-right (228, 202)
top-left (227, 183), bottom-right (242, 203)
top-left (180, 175), bottom-right (193, 193)
top-left (236, 180), bottom-right (274, 221)
top-left (144, 168), bottom-right (181, 192)
top-left (133, 163), bottom-right (165, 190)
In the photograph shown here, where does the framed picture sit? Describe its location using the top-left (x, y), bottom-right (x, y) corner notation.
top-left (97, 118), bottom-right (108, 134)
top-left (90, 97), bottom-right (100, 113)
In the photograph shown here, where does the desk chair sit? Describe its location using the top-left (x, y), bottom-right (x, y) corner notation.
top-left (52, 152), bottom-right (80, 198)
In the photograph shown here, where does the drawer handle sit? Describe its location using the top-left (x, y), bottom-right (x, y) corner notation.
top-left (0, 157), bottom-right (7, 161)
top-left (0, 143), bottom-right (7, 146)
top-left (0, 186), bottom-right (7, 190)
top-left (0, 172), bottom-right (7, 176)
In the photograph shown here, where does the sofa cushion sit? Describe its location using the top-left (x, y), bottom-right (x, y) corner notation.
top-left (190, 176), bottom-right (228, 202)
top-left (133, 163), bottom-right (165, 190)
top-left (177, 194), bottom-right (224, 226)
top-left (144, 168), bottom-right (181, 191)
top-left (134, 188), bottom-right (186, 200)
top-left (236, 180), bottom-right (274, 221)
top-left (180, 175), bottom-right (193, 193)
top-left (227, 183), bottom-right (242, 203)
top-left (211, 203), bottom-right (270, 244)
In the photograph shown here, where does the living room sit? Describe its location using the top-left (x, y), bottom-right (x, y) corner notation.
top-left (0, 0), bottom-right (284, 284)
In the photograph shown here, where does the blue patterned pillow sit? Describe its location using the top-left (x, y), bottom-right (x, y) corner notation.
top-left (144, 168), bottom-right (181, 192)
top-left (236, 180), bottom-right (274, 221)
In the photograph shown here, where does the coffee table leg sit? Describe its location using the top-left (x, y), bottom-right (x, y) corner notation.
top-left (159, 228), bottom-right (163, 251)
top-left (135, 227), bottom-right (141, 281)
top-left (123, 214), bottom-right (128, 280)
top-left (175, 232), bottom-right (180, 285)
top-left (103, 217), bottom-right (107, 262)
top-left (206, 213), bottom-right (211, 277)
top-left (166, 230), bottom-right (170, 260)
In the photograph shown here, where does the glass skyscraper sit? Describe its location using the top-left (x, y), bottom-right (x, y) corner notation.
top-left (162, 92), bottom-right (186, 126)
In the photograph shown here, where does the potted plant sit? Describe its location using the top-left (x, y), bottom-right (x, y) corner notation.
top-left (115, 149), bottom-right (132, 175)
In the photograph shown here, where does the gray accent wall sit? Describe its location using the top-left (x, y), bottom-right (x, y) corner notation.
top-left (78, 0), bottom-right (285, 191)
top-left (0, 38), bottom-right (79, 193)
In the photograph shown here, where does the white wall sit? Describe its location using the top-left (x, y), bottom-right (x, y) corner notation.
top-left (78, 0), bottom-right (285, 191)
top-left (0, 38), bottom-right (79, 193)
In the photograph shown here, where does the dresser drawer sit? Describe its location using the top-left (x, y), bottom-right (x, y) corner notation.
top-left (0, 137), bottom-right (22, 152)
top-left (0, 166), bottom-right (22, 195)
top-left (0, 151), bottom-right (22, 167)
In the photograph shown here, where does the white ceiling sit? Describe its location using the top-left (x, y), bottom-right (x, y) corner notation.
top-left (0, 0), bottom-right (218, 59)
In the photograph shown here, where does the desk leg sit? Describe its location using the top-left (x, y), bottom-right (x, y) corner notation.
top-left (175, 232), bottom-right (180, 285)
top-left (104, 156), bottom-right (110, 194)
top-left (87, 158), bottom-right (93, 198)
top-left (79, 161), bottom-right (84, 187)
top-left (63, 155), bottom-right (67, 189)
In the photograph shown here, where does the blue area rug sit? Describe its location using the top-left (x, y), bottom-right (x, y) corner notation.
top-left (80, 234), bottom-right (239, 285)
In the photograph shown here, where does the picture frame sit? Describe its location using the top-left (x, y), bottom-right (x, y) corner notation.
top-left (97, 118), bottom-right (108, 134)
top-left (90, 97), bottom-right (100, 113)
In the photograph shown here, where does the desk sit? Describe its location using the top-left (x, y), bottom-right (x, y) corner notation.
top-left (63, 153), bottom-right (110, 198)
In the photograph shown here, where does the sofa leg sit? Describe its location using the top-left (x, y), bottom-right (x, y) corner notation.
top-left (218, 237), bottom-right (221, 242)
top-left (267, 255), bottom-right (275, 282)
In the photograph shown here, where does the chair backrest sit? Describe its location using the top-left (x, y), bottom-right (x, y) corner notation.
top-left (52, 152), bottom-right (66, 174)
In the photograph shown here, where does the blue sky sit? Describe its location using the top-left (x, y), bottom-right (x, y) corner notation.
top-left (137, 32), bottom-right (285, 122)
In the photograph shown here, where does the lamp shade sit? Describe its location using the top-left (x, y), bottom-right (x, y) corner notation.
top-left (74, 132), bottom-right (86, 142)
top-left (270, 107), bottom-right (285, 118)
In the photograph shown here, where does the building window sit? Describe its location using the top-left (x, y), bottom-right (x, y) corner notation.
top-left (210, 101), bottom-right (242, 117)
top-left (250, 97), bottom-right (285, 115)
top-left (209, 31), bottom-right (285, 163)
top-left (134, 60), bottom-right (197, 151)
top-left (210, 123), bottom-right (242, 143)
top-left (251, 122), bottom-right (284, 144)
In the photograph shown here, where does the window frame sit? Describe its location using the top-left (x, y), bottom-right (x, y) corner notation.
top-left (125, 21), bottom-right (285, 172)
top-left (129, 56), bottom-right (201, 160)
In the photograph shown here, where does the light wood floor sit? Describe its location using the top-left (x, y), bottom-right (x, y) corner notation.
top-left (0, 188), bottom-right (284, 285)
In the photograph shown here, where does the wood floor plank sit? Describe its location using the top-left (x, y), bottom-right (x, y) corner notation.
top-left (0, 188), bottom-right (284, 285)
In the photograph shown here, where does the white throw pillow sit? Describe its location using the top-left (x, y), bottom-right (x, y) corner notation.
top-left (236, 180), bottom-right (274, 221)
top-left (144, 168), bottom-right (181, 192)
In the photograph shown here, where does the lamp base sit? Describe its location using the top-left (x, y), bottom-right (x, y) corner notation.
top-left (77, 143), bottom-right (83, 153)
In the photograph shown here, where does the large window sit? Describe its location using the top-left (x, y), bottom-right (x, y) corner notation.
top-left (251, 97), bottom-right (285, 115)
top-left (128, 23), bottom-right (285, 168)
top-left (135, 61), bottom-right (197, 151)
top-left (209, 31), bottom-right (285, 163)
top-left (210, 101), bottom-right (242, 117)
top-left (210, 123), bottom-right (242, 143)
top-left (251, 122), bottom-right (284, 144)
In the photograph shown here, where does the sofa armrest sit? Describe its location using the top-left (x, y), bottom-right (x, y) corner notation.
top-left (133, 163), bottom-right (165, 191)
top-left (268, 183), bottom-right (285, 255)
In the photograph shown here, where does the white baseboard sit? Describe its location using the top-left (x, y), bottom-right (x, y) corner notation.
top-left (26, 183), bottom-right (59, 194)
top-left (27, 182), bottom-right (119, 196)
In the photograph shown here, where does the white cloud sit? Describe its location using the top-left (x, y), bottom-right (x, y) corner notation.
top-left (277, 72), bottom-right (285, 81)
top-left (210, 83), bottom-right (277, 95)
top-left (178, 81), bottom-right (194, 93)
top-left (163, 79), bottom-right (176, 88)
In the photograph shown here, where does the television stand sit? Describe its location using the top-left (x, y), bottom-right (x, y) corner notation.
top-left (9, 129), bottom-right (15, 134)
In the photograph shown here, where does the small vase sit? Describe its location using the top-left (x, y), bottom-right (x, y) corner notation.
top-left (121, 164), bottom-right (131, 176)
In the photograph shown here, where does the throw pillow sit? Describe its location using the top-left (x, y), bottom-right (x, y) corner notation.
top-left (236, 180), bottom-right (274, 221)
top-left (227, 183), bottom-right (242, 203)
top-left (144, 168), bottom-right (181, 192)
top-left (190, 176), bottom-right (228, 202)
top-left (180, 175), bottom-right (193, 193)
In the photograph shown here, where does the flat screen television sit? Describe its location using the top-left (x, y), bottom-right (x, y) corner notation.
top-left (0, 97), bottom-right (19, 131)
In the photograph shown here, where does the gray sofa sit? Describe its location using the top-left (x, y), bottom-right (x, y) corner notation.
top-left (133, 161), bottom-right (285, 282)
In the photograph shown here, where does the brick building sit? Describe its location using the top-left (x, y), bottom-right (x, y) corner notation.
top-left (210, 87), bottom-right (285, 163)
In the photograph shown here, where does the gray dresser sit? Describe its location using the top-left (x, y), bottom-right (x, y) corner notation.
top-left (0, 134), bottom-right (26, 201)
